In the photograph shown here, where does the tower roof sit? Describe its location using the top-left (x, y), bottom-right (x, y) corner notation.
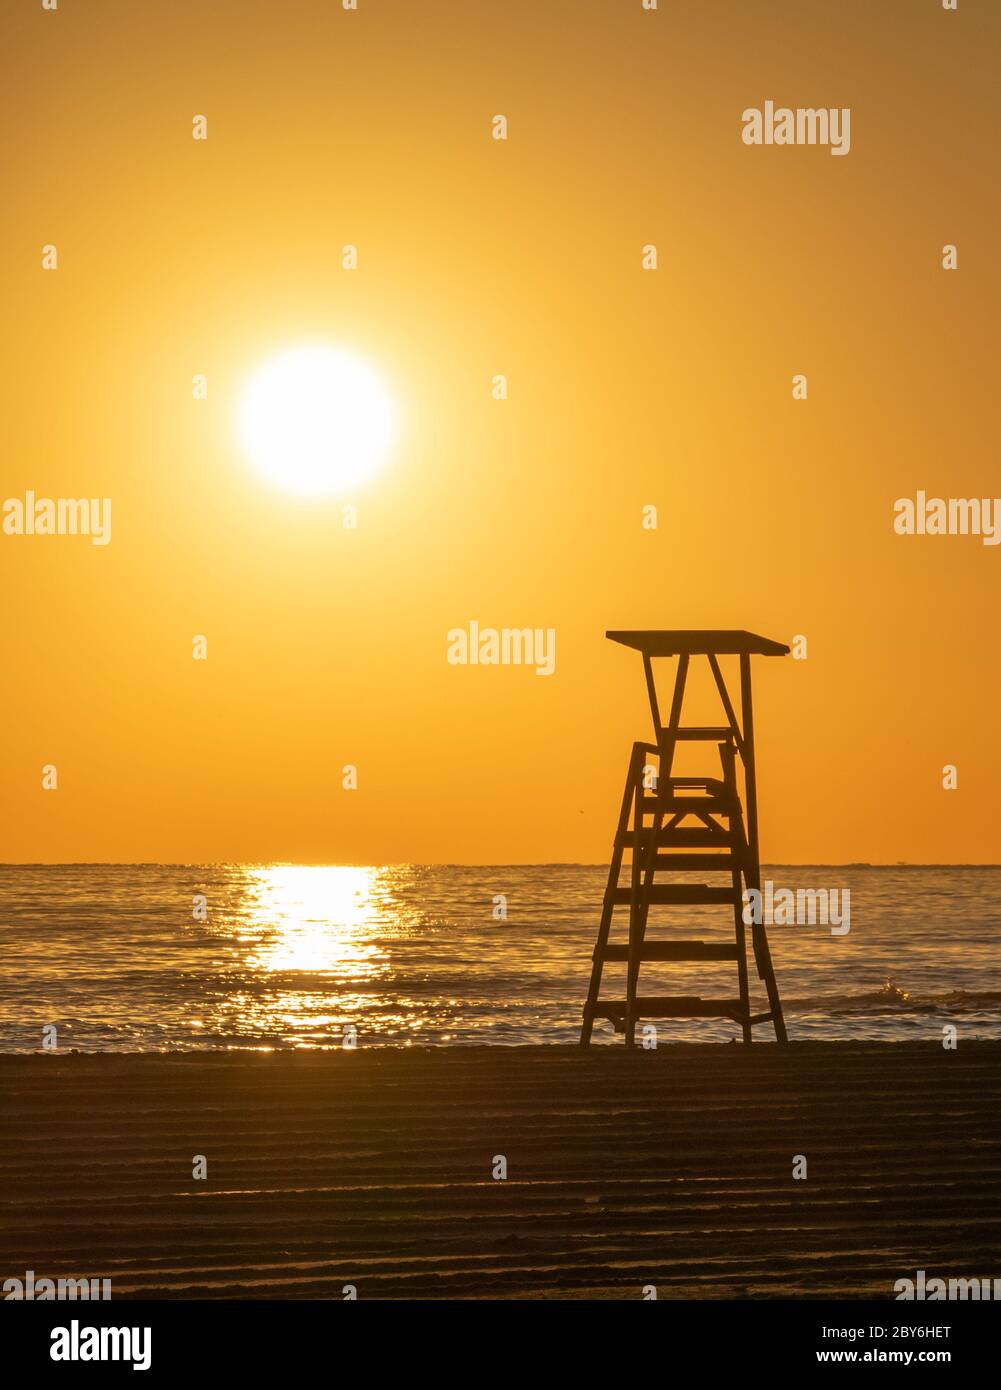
top-left (606, 629), bottom-right (789, 657)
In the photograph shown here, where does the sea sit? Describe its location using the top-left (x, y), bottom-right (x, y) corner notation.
top-left (1, 864), bottom-right (999, 1050)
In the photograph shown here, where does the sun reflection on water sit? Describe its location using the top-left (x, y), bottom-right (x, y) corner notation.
top-left (185, 864), bottom-right (492, 1047)
top-left (246, 864), bottom-right (385, 975)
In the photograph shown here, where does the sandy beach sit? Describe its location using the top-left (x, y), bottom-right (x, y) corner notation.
top-left (3, 1042), bottom-right (999, 1300)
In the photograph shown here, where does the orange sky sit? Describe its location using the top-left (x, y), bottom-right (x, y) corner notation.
top-left (2, 0), bottom-right (999, 864)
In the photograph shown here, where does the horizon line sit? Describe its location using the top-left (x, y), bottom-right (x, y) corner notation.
top-left (3, 861), bottom-right (1001, 870)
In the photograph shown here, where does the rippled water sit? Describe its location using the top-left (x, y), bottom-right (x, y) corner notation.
top-left (1, 864), bottom-right (999, 1049)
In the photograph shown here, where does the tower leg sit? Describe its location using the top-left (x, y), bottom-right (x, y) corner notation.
top-left (732, 869), bottom-right (753, 1044)
top-left (624, 778), bottom-right (647, 1048)
top-left (720, 739), bottom-right (752, 1043)
top-left (581, 744), bottom-right (644, 1046)
top-left (738, 655), bottom-right (789, 1044)
top-left (754, 926), bottom-right (788, 1043)
top-left (741, 845), bottom-right (789, 1044)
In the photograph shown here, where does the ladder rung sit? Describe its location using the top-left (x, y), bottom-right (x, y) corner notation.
top-left (592, 997), bottom-right (744, 1021)
top-left (598, 941), bottom-right (739, 962)
top-left (610, 885), bottom-right (735, 906)
top-left (638, 797), bottom-right (735, 817)
top-left (650, 853), bottom-right (738, 871)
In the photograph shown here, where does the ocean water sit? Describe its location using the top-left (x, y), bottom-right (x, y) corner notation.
top-left (0, 864), bottom-right (999, 1050)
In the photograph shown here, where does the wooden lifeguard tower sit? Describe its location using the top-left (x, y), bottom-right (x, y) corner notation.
top-left (580, 630), bottom-right (789, 1047)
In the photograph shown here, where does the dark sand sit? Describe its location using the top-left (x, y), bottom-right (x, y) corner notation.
top-left (2, 1043), bottom-right (1000, 1299)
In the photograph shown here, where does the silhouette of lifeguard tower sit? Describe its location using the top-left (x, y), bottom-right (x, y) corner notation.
top-left (580, 630), bottom-right (789, 1047)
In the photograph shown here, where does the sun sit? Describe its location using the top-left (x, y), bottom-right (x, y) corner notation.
top-left (237, 345), bottom-right (395, 495)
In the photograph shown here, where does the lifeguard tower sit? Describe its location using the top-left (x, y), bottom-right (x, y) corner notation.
top-left (580, 630), bottom-right (789, 1047)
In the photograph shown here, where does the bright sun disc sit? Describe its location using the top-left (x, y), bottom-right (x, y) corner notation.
top-left (237, 345), bottom-right (395, 495)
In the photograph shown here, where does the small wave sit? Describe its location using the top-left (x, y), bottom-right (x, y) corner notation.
top-left (787, 980), bottom-right (1001, 1016)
